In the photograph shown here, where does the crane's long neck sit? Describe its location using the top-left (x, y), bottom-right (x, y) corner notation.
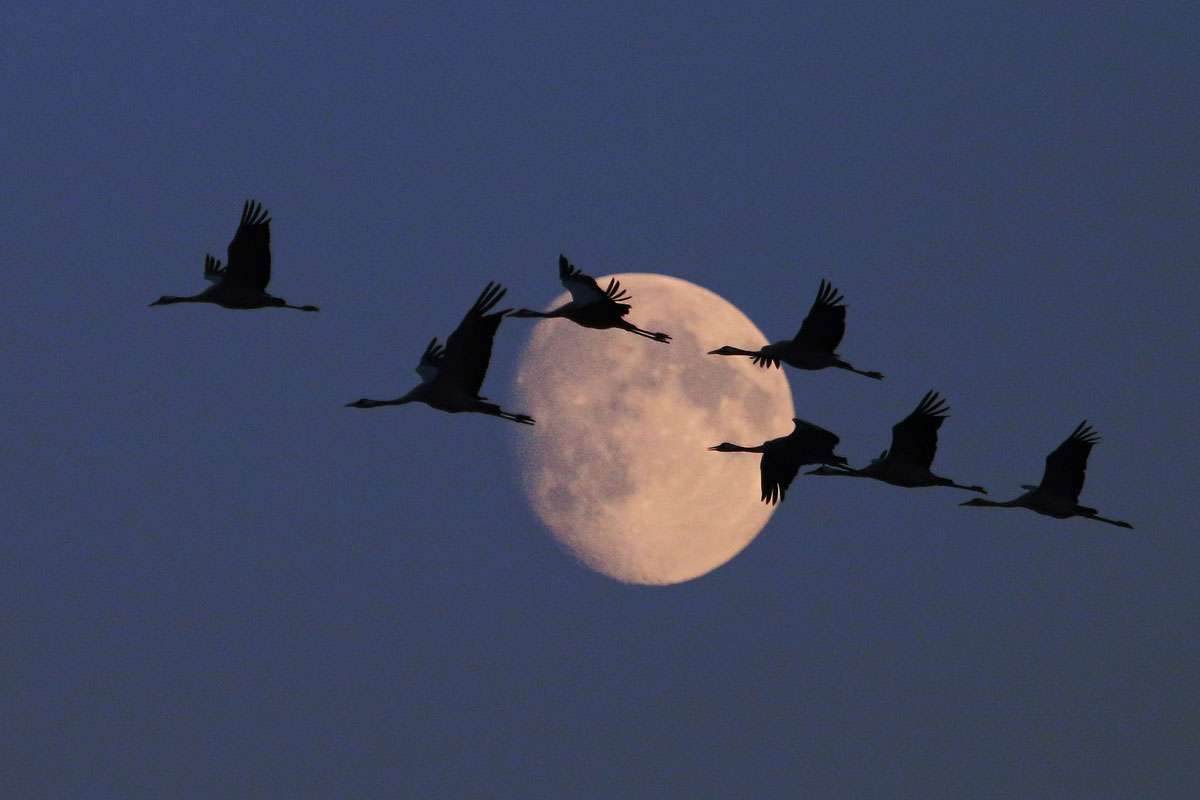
top-left (354, 398), bottom-right (411, 408)
top-left (808, 464), bottom-right (868, 478)
top-left (347, 388), bottom-right (422, 409)
top-left (150, 294), bottom-right (205, 306)
top-left (710, 442), bottom-right (766, 453)
top-left (509, 306), bottom-right (567, 319)
top-left (962, 497), bottom-right (1022, 508)
top-left (709, 346), bottom-right (762, 358)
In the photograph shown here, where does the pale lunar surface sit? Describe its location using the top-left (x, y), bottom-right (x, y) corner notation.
top-left (513, 274), bottom-right (795, 584)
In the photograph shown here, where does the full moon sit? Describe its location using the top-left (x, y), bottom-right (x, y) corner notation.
top-left (513, 273), bottom-right (795, 584)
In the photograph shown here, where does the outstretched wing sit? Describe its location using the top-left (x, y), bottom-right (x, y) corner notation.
top-left (760, 450), bottom-right (802, 506)
top-left (434, 282), bottom-right (508, 398)
top-left (1037, 420), bottom-right (1099, 503)
top-left (602, 277), bottom-right (632, 303)
top-left (559, 254), bottom-right (611, 306)
top-left (792, 279), bottom-right (847, 353)
top-left (888, 391), bottom-right (949, 470)
top-left (223, 199), bottom-right (272, 291)
top-left (203, 254), bottom-right (226, 283)
top-left (789, 418), bottom-right (841, 452)
top-left (415, 337), bottom-right (446, 383)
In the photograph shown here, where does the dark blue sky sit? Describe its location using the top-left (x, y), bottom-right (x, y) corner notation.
top-left (3, 3), bottom-right (1197, 796)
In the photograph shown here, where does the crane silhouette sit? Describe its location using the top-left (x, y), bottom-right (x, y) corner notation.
top-left (150, 200), bottom-right (319, 311)
top-left (708, 419), bottom-right (848, 505)
top-left (961, 421), bottom-right (1132, 528)
top-left (508, 254), bottom-right (671, 342)
top-left (345, 282), bottom-right (533, 425)
top-left (807, 391), bottom-right (987, 493)
top-left (708, 279), bottom-right (881, 379)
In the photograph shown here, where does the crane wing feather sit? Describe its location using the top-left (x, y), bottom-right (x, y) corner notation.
top-left (603, 277), bottom-right (633, 303)
top-left (434, 282), bottom-right (508, 398)
top-left (559, 254), bottom-right (612, 306)
top-left (415, 337), bottom-right (445, 383)
top-left (789, 418), bottom-right (841, 451)
top-left (792, 279), bottom-right (847, 353)
top-left (223, 199), bottom-right (272, 291)
top-left (760, 451), bottom-right (801, 506)
top-left (1037, 420), bottom-right (1099, 503)
top-left (887, 391), bottom-right (949, 470)
top-left (202, 254), bottom-right (226, 283)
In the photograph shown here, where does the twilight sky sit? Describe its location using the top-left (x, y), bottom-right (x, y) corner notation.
top-left (2, 3), bottom-right (1198, 797)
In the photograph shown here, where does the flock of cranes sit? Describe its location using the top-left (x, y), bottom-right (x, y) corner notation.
top-left (153, 200), bottom-right (1134, 530)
